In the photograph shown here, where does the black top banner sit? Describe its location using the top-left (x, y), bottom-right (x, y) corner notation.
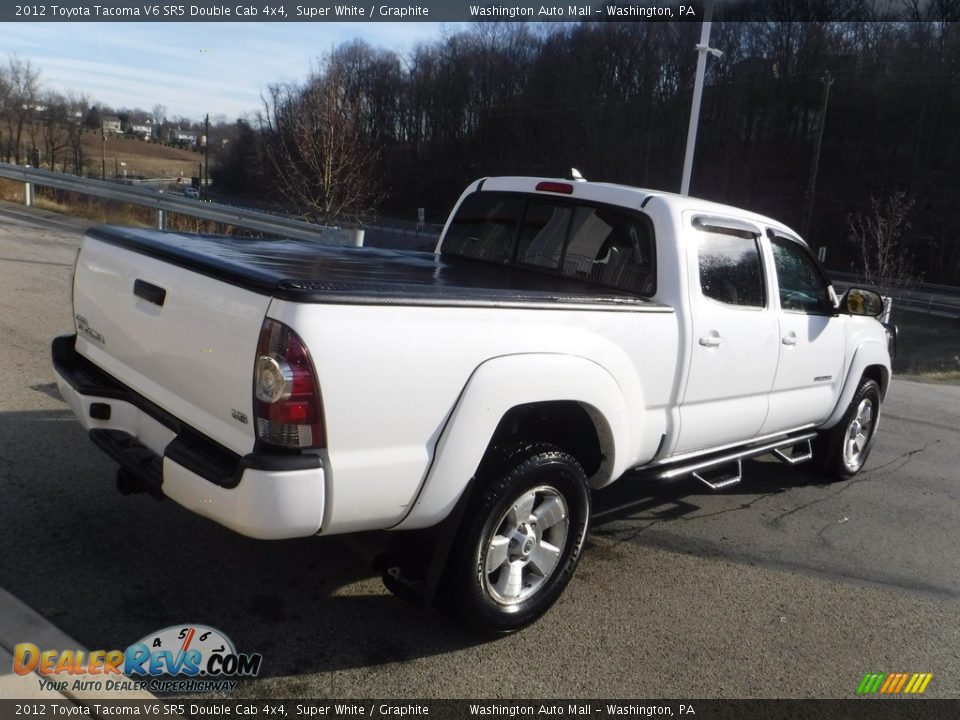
top-left (2, 0), bottom-right (704, 22)
top-left (0, 0), bottom-right (921, 23)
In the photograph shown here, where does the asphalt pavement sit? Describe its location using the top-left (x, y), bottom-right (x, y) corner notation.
top-left (0, 200), bottom-right (958, 700)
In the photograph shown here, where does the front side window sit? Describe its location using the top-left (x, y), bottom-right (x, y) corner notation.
top-left (770, 236), bottom-right (832, 313)
top-left (697, 233), bottom-right (766, 308)
top-left (443, 192), bottom-right (656, 296)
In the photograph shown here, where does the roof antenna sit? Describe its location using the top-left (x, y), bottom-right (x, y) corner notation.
top-left (569, 168), bottom-right (586, 182)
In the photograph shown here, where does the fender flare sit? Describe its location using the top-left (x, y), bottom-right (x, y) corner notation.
top-left (821, 339), bottom-right (890, 429)
top-left (393, 353), bottom-right (632, 531)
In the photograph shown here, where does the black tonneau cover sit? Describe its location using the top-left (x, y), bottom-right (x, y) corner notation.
top-left (87, 226), bottom-right (669, 311)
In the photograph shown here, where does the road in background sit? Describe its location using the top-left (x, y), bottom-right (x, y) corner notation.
top-left (1, 201), bottom-right (958, 699)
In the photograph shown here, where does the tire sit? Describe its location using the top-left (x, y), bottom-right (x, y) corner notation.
top-left (814, 378), bottom-right (882, 480)
top-left (445, 442), bottom-right (590, 635)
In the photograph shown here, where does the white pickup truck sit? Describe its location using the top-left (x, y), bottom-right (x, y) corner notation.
top-left (53, 176), bottom-right (893, 633)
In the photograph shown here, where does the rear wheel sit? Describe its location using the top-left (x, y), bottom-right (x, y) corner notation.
top-left (445, 443), bottom-right (590, 635)
top-left (815, 378), bottom-right (882, 480)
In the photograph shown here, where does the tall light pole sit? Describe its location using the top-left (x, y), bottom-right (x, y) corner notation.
top-left (802, 71), bottom-right (834, 238)
top-left (680, 0), bottom-right (722, 196)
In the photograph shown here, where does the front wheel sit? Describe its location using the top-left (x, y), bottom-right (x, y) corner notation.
top-left (815, 377), bottom-right (882, 480)
top-left (445, 443), bottom-right (590, 635)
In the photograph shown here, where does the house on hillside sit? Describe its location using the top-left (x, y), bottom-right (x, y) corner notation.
top-left (126, 116), bottom-right (153, 140)
top-left (167, 127), bottom-right (197, 147)
top-left (102, 116), bottom-right (122, 135)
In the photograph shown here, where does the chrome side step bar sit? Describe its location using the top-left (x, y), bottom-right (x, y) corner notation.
top-left (655, 432), bottom-right (818, 490)
top-left (772, 438), bottom-right (814, 465)
top-left (692, 459), bottom-right (742, 490)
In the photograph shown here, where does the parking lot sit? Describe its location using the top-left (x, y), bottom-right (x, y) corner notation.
top-left (1, 200), bottom-right (958, 699)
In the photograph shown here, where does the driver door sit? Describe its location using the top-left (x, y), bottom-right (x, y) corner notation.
top-left (761, 231), bottom-right (847, 433)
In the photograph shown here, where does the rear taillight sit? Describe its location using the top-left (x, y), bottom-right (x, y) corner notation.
top-left (253, 318), bottom-right (325, 449)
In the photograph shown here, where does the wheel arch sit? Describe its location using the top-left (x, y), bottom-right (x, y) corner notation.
top-left (393, 353), bottom-right (631, 531)
top-left (862, 363), bottom-right (889, 399)
top-left (822, 339), bottom-right (891, 429)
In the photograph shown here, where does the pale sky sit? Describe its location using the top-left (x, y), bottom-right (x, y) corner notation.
top-left (2, 22), bottom-right (458, 122)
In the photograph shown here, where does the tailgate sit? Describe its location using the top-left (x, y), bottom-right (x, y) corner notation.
top-left (73, 235), bottom-right (271, 455)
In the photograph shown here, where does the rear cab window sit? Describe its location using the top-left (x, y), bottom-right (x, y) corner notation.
top-left (442, 192), bottom-right (656, 297)
top-left (692, 216), bottom-right (766, 308)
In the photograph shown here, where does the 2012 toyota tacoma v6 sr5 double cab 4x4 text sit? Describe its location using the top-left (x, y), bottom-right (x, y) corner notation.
top-left (53, 176), bottom-right (893, 633)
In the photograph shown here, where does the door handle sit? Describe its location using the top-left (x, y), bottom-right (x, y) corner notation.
top-left (699, 332), bottom-right (723, 348)
top-left (781, 332), bottom-right (798, 346)
top-left (134, 279), bottom-right (166, 307)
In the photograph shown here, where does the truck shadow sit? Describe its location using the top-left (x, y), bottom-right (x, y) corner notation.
top-left (0, 408), bottom-right (481, 685)
top-left (591, 457), bottom-right (827, 528)
top-left (1, 404), bottom-right (834, 684)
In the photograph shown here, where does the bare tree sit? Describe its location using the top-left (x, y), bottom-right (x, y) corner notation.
top-left (847, 190), bottom-right (918, 298)
top-left (42, 92), bottom-right (72, 172)
top-left (260, 58), bottom-right (382, 224)
top-left (2, 55), bottom-right (41, 164)
top-left (65, 94), bottom-right (88, 175)
top-left (0, 64), bottom-right (9, 162)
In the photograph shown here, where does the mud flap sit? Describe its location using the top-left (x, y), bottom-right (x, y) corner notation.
top-left (373, 479), bottom-right (475, 608)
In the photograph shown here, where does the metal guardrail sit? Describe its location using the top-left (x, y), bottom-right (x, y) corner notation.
top-left (0, 162), bottom-right (363, 247)
top-left (828, 270), bottom-right (960, 297)
top-left (831, 277), bottom-right (960, 320)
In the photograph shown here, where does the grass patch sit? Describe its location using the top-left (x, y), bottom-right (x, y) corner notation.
top-left (892, 308), bottom-right (960, 381)
top-left (0, 178), bottom-right (25, 203)
top-left (0, 179), bottom-right (237, 235)
top-left (32, 192), bottom-right (152, 227)
top-left (908, 370), bottom-right (960, 383)
top-left (75, 130), bottom-right (202, 179)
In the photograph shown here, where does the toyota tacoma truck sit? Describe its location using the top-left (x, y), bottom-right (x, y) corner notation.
top-left (52, 176), bottom-right (892, 633)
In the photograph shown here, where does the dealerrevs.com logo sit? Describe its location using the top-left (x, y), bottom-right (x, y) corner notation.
top-left (14, 624), bottom-right (262, 694)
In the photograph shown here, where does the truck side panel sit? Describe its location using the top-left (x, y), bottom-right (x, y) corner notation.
top-left (267, 299), bottom-right (679, 535)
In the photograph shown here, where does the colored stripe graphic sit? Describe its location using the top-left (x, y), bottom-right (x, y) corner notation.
top-left (880, 674), bottom-right (897, 693)
top-left (885, 673), bottom-right (909, 695)
top-left (857, 673), bottom-right (886, 694)
top-left (857, 672), bottom-right (932, 695)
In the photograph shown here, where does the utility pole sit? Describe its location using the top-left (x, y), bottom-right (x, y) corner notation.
top-left (203, 113), bottom-right (210, 200)
top-left (802, 71), bottom-right (833, 238)
top-left (680, 0), bottom-right (721, 196)
top-left (100, 126), bottom-right (106, 180)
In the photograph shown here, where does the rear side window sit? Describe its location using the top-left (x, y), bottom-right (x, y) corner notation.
top-left (443, 192), bottom-right (656, 296)
top-left (697, 233), bottom-right (765, 308)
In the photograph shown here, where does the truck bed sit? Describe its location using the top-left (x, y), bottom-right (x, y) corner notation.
top-left (88, 226), bottom-right (667, 311)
